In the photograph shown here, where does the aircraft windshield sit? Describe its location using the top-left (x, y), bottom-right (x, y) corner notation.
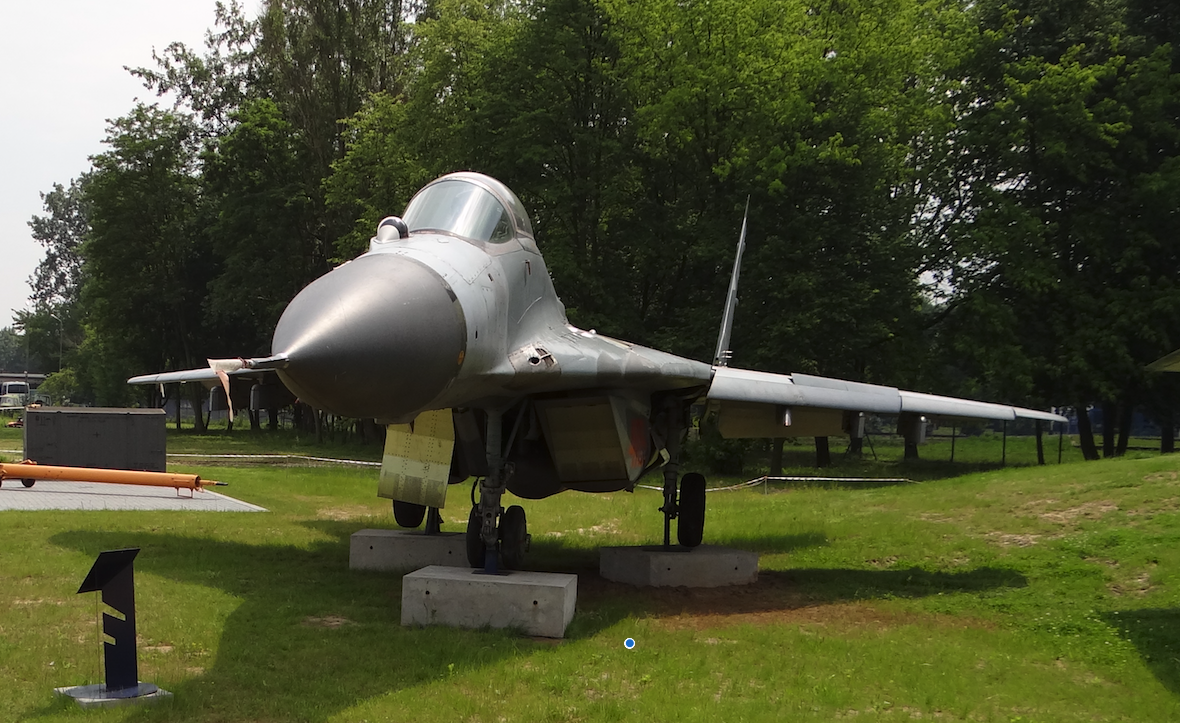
top-left (403, 180), bottom-right (513, 243)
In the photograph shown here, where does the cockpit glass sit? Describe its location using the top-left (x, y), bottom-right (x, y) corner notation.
top-left (403, 180), bottom-right (513, 243)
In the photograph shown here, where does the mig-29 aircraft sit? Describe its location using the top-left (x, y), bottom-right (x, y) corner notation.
top-left (130, 171), bottom-right (1065, 572)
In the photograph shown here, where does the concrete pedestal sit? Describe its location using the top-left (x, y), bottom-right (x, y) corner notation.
top-left (600, 544), bottom-right (759, 588)
top-left (350, 529), bottom-right (466, 571)
top-left (402, 565), bottom-right (577, 638)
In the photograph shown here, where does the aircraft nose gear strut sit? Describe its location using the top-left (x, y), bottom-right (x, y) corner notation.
top-left (466, 407), bottom-right (529, 573)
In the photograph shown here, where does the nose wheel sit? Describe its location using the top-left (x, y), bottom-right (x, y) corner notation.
top-left (465, 503), bottom-right (530, 570)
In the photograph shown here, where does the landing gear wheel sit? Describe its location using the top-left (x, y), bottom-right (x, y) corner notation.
top-left (499, 505), bottom-right (529, 570)
top-left (465, 505), bottom-right (486, 568)
top-left (677, 472), bottom-right (706, 548)
top-left (21, 479), bottom-right (34, 488)
top-left (392, 500), bottom-right (426, 528)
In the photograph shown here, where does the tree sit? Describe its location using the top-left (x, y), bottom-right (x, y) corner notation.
top-left (0, 328), bottom-right (26, 372)
top-left (82, 105), bottom-right (215, 419)
top-left (201, 98), bottom-right (326, 355)
top-left (934, 0), bottom-right (1180, 457)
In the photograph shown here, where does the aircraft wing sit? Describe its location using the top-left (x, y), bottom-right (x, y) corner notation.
top-left (707, 367), bottom-right (1066, 424)
top-left (127, 356), bottom-right (289, 387)
top-left (1147, 349), bottom-right (1180, 372)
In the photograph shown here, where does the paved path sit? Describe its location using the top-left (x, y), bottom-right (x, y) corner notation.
top-left (0, 479), bottom-right (266, 512)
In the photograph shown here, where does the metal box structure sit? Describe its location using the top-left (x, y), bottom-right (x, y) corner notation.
top-left (24, 407), bottom-right (166, 472)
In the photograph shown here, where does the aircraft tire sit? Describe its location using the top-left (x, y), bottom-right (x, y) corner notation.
top-left (393, 500), bottom-right (427, 528)
top-left (465, 505), bottom-right (485, 568)
top-left (500, 505), bottom-right (529, 570)
top-left (21, 479), bottom-right (35, 488)
top-left (677, 472), bottom-right (706, 548)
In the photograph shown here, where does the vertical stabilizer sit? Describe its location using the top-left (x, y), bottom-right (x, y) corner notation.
top-left (713, 199), bottom-right (749, 367)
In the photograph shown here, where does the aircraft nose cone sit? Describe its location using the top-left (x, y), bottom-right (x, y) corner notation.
top-left (272, 254), bottom-right (466, 420)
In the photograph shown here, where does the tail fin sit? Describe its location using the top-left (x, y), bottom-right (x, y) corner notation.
top-left (713, 198), bottom-right (750, 367)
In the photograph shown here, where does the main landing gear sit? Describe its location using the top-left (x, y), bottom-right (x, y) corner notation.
top-left (657, 399), bottom-right (707, 549)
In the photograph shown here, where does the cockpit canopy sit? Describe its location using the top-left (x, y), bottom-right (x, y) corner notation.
top-left (402, 172), bottom-right (534, 243)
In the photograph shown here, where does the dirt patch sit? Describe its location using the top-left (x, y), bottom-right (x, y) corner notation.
top-left (547, 519), bottom-right (621, 539)
top-left (985, 532), bottom-right (1043, 547)
top-left (655, 602), bottom-right (933, 632)
top-left (574, 568), bottom-right (992, 633)
top-left (143, 644), bottom-right (174, 653)
top-left (1038, 500), bottom-right (1118, 524)
top-left (301, 615), bottom-right (354, 628)
top-left (317, 505), bottom-right (378, 521)
top-left (1108, 569), bottom-right (1156, 597)
top-left (1143, 471), bottom-right (1178, 483)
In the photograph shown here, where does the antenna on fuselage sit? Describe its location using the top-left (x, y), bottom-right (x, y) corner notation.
top-left (713, 198), bottom-right (749, 367)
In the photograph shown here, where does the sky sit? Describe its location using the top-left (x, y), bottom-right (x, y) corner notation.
top-left (0, 1), bottom-right (241, 329)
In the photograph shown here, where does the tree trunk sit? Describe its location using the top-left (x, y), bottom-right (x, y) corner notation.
top-left (190, 384), bottom-right (207, 433)
top-left (314, 409), bottom-right (323, 443)
top-left (815, 437), bottom-right (831, 468)
top-left (1115, 401), bottom-right (1132, 457)
top-left (1162, 412), bottom-right (1175, 454)
top-left (904, 441), bottom-right (920, 460)
top-left (1076, 404), bottom-right (1100, 460)
top-left (268, 406), bottom-right (279, 431)
top-left (769, 438), bottom-right (784, 476)
top-left (1102, 402), bottom-right (1116, 458)
top-left (1035, 420), bottom-right (1045, 465)
top-left (249, 409), bottom-right (261, 431)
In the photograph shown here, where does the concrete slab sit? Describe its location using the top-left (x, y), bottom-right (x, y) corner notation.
top-left (54, 683), bottom-right (173, 709)
top-left (600, 544), bottom-right (759, 588)
top-left (402, 565), bottom-right (577, 638)
top-left (350, 529), bottom-right (467, 571)
top-left (0, 479), bottom-right (265, 512)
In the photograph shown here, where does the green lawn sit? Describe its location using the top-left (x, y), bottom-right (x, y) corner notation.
top-left (1, 429), bottom-right (1179, 721)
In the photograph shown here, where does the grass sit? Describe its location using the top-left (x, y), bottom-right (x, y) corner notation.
top-left (1, 429), bottom-right (1179, 721)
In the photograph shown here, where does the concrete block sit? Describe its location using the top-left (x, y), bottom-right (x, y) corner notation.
top-left (600, 545), bottom-right (759, 588)
top-left (402, 565), bottom-right (577, 638)
top-left (350, 529), bottom-right (466, 571)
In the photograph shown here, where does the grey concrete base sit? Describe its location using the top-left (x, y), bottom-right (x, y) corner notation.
top-left (600, 544), bottom-right (759, 588)
top-left (402, 565), bottom-right (577, 638)
top-left (54, 683), bottom-right (172, 709)
top-left (350, 529), bottom-right (466, 571)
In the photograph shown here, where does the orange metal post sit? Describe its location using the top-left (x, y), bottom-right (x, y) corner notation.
top-left (0, 462), bottom-right (219, 491)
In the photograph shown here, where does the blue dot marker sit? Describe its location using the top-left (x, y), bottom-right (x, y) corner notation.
top-left (624, 637), bottom-right (636, 649)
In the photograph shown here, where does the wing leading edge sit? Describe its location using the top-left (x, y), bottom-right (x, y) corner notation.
top-left (707, 367), bottom-right (1065, 428)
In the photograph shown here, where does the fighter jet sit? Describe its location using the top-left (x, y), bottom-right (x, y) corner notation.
top-left (130, 171), bottom-right (1066, 572)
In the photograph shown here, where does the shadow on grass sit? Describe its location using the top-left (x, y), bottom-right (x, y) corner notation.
top-left (39, 524), bottom-right (1026, 721)
top-left (1103, 608), bottom-right (1180, 697)
top-left (42, 527), bottom-right (575, 723)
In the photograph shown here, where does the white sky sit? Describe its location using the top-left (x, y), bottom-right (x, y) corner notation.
top-left (0, 1), bottom-right (246, 328)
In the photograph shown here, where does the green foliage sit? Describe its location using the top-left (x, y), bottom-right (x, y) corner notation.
top-left (0, 327), bottom-right (26, 372)
top-left (36, 369), bottom-right (78, 405)
top-left (82, 105), bottom-right (212, 389)
top-left (934, 0), bottom-right (1180, 423)
top-left (201, 97), bottom-right (326, 355)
